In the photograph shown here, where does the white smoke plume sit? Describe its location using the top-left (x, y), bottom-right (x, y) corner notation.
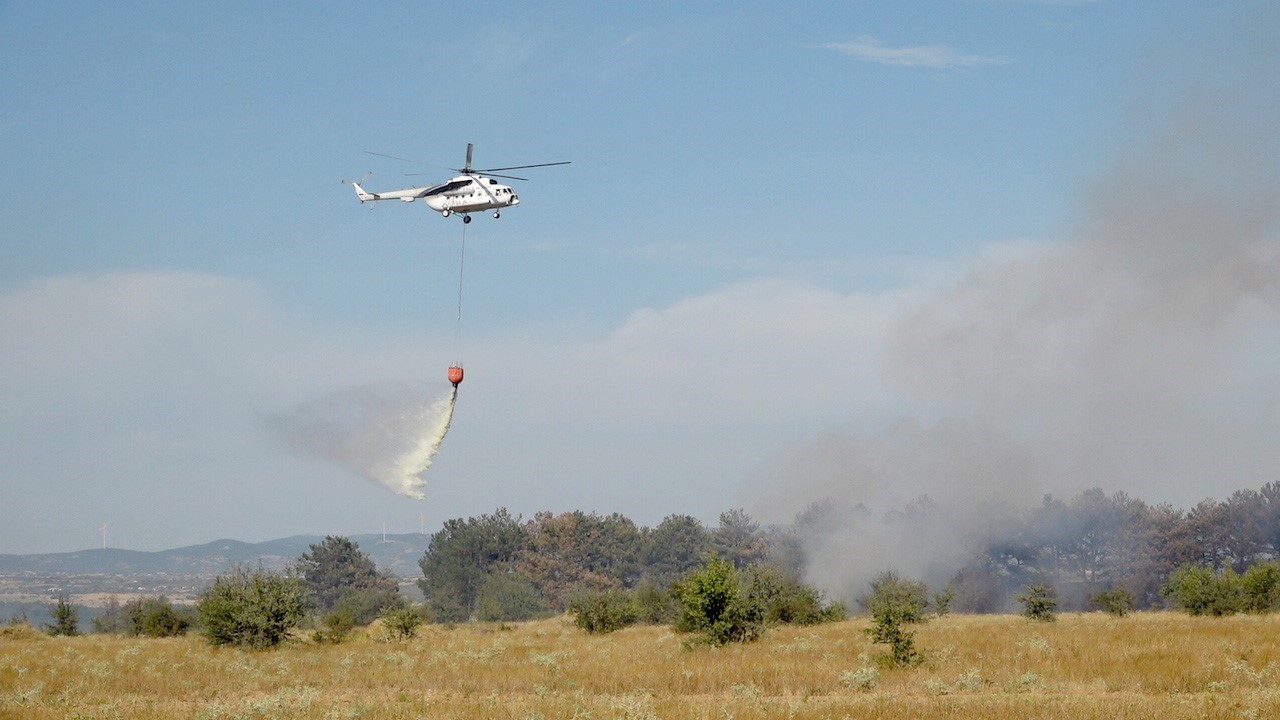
top-left (269, 384), bottom-right (458, 500)
top-left (755, 7), bottom-right (1280, 602)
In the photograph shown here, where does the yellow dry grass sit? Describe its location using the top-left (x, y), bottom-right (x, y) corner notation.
top-left (2, 612), bottom-right (1279, 719)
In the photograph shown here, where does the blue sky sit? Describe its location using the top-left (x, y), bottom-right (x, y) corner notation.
top-left (2, 1), bottom-right (1277, 556)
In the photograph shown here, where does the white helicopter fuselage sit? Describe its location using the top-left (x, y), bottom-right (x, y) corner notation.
top-left (425, 176), bottom-right (520, 215)
top-left (350, 174), bottom-right (519, 218)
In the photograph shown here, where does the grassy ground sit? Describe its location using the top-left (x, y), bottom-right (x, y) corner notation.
top-left (2, 612), bottom-right (1278, 719)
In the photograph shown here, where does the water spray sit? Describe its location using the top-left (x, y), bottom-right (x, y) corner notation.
top-left (372, 386), bottom-right (458, 500)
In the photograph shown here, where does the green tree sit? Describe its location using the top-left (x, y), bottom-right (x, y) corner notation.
top-left (297, 536), bottom-right (399, 615)
top-left (673, 556), bottom-right (764, 645)
top-left (474, 573), bottom-right (548, 622)
top-left (714, 509), bottom-right (768, 570)
top-left (1018, 582), bottom-right (1058, 622)
top-left (418, 508), bottom-right (527, 622)
top-left (860, 571), bottom-right (929, 624)
top-left (643, 514), bottom-right (713, 587)
top-left (1240, 561), bottom-right (1280, 613)
top-left (47, 595), bottom-right (79, 636)
top-left (196, 566), bottom-right (307, 648)
top-left (1162, 564), bottom-right (1244, 617)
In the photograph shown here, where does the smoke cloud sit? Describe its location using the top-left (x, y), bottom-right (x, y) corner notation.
top-left (269, 384), bottom-right (458, 500)
top-left (757, 10), bottom-right (1280, 602)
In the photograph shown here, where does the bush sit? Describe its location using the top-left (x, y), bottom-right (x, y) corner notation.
top-left (474, 573), bottom-right (548, 622)
top-left (569, 589), bottom-right (639, 634)
top-left (1017, 582), bottom-right (1058, 622)
top-left (196, 566), bottom-right (307, 648)
top-left (673, 556), bottom-right (763, 646)
top-left (380, 605), bottom-right (422, 641)
top-left (931, 587), bottom-right (956, 618)
top-left (861, 572), bottom-right (927, 666)
top-left (47, 595), bottom-right (79, 636)
top-left (633, 581), bottom-right (678, 625)
top-left (1162, 565), bottom-right (1244, 617)
top-left (128, 596), bottom-right (192, 637)
top-left (93, 595), bottom-right (192, 636)
top-left (860, 571), bottom-right (929, 624)
top-left (1093, 587), bottom-right (1134, 617)
top-left (313, 608), bottom-right (355, 644)
top-left (91, 596), bottom-right (127, 634)
top-left (332, 587), bottom-right (405, 626)
top-left (744, 564), bottom-right (845, 626)
top-left (1240, 562), bottom-right (1280, 613)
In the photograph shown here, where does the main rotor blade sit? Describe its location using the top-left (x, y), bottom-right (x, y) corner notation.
top-left (363, 150), bottom-right (428, 165)
top-left (475, 161), bottom-right (571, 172)
top-left (445, 169), bottom-right (532, 181)
top-left (475, 172), bottom-right (529, 181)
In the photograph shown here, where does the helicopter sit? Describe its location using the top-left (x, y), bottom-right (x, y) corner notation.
top-left (343, 143), bottom-right (569, 223)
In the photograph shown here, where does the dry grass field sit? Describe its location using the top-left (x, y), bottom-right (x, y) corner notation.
top-left (3, 612), bottom-right (1279, 719)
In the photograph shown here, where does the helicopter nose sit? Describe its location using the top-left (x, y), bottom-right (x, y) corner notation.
top-left (510, 194), bottom-right (520, 206)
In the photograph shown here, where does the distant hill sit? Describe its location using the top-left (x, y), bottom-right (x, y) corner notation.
top-left (0, 534), bottom-right (432, 578)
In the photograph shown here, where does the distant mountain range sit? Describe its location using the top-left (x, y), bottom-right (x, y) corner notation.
top-left (0, 534), bottom-right (432, 578)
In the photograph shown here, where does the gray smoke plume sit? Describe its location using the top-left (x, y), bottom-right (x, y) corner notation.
top-left (758, 8), bottom-right (1280, 603)
top-left (268, 383), bottom-right (457, 500)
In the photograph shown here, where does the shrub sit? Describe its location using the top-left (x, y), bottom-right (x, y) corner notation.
top-left (673, 556), bottom-right (763, 645)
top-left (1017, 582), bottom-right (1058, 622)
top-left (1240, 562), bottom-right (1280, 613)
top-left (47, 595), bottom-right (79, 636)
top-left (93, 595), bottom-right (192, 636)
top-left (474, 573), bottom-right (548, 622)
top-left (932, 587), bottom-right (956, 618)
top-left (1162, 565), bottom-right (1244, 617)
top-left (744, 564), bottom-right (845, 626)
top-left (862, 573), bottom-right (926, 666)
top-left (332, 587), bottom-right (405, 626)
top-left (860, 571), bottom-right (929, 624)
top-left (633, 581), bottom-right (678, 625)
top-left (313, 608), bottom-right (355, 644)
top-left (1093, 587), bottom-right (1134, 617)
top-left (126, 596), bottom-right (192, 637)
top-left (91, 596), bottom-right (127, 634)
top-left (380, 605), bottom-right (422, 641)
top-left (569, 589), bottom-right (639, 634)
top-left (196, 566), bottom-right (307, 649)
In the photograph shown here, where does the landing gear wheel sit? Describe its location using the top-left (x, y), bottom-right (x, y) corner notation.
top-left (493, 211), bottom-right (501, 219)
top-left (442, 210), bottom-right (451, 218)
top-left (462, 215), bottom-right (471, 224)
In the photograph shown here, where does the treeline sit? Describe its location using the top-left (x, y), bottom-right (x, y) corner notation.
top-left (943, 483), bottom-right (1280, 612)
top-left (415, 508), bottom-right (801, 623)
top-left (48, 481), bottom-right (1280, 646)
top-left (416, 482), bottom-right (1280, 619)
